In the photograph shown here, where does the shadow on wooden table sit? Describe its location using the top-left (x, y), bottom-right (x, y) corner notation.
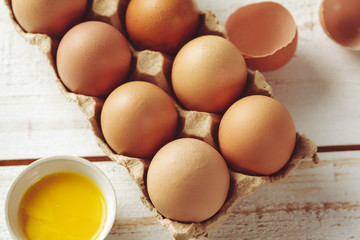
top-left (204, 157), bottom-right (360, 240)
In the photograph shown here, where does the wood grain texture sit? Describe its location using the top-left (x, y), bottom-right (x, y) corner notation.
top-left (0, 0), bottom-right (104, 160)
top-left (0, 0), bottom-right (360, 161)
top-left (196, 0), bottom-right (360, 147)
top-left (1, 0), bottom-right (360, 239)
top-left (1, 158), bottom-right (360, 239)
top-left (0, 156), bottom-right (111, 166)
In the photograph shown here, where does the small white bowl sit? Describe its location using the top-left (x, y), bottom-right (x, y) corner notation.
top-left (5, 155), bottom-right (117, 240)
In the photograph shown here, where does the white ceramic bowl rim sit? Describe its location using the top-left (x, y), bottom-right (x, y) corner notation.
top-left (5, 155), bottom-right (117, 240)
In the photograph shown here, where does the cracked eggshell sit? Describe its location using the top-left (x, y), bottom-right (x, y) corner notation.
top-left (225, 1), bottom-right (298, 72)
top-left (3, 0), bottom-right (319, 237)
top-left (319, 0), bottom-right (360, 51)
top-left (11, 0), bottom-right (88, 37)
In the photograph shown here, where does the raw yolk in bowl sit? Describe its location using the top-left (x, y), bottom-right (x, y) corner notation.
top-left (18, 171), bottom-right (106, 240)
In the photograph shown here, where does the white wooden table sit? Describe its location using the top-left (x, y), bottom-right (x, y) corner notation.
top-left (1, 0), bottom-right (360, 239)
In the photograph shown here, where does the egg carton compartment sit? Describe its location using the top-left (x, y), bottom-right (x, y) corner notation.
top-left (4, 0), bottom-right (318, 239)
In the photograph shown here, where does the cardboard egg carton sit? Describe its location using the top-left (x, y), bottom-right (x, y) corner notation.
top-left (4, 0), bottom-right (319, 239)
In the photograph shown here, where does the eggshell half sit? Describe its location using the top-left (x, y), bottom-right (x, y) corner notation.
top-left (4, 0), bottom-right (320, 237)
top-left (11, 0), bottom-right (88, 37)
top-left (100, 81), bottom-right (178, 159)
top-left (56, 21), bottom-right (131, 98)
top-left (320, 0), bottom-right (360, 50)
top-left (218, 95), bottom-right (296, 176)
top-left (225, 1), bottom-right (298, 71)
top-left (147, 138), bottom-right (230, 222)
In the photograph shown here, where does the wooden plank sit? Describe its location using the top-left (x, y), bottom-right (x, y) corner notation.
top-left (0, 2), bottom-right (104, 160)
top-left (196, 0), bottom-right (360, 147)
top-left (1, 0), bottom-right (360, 239)
top-left (1, 0), bottom-right (360, 161)
top-left (318, 145), bottom-right (360, 152)
top-left (1, 158), bottom-right (360, 239)
top-left (0, 156), bottom-right (111, 166)
top-left (0, 0), bottom-right (360, 162)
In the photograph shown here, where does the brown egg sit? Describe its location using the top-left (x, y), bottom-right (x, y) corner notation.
top-left (171, 35), bottom-right (248, 113)
top-left (147, 138), bottom-right (230, 222)
top-left (56, 21), bottom-right (131, 98)
top-left (100, 81), bottom-right (178, 159)
top-left (320, 0), bottom-right (360, 50)
top-left (225, 2), bottom-right (298, 71)
top-left (12, 0), bottom-right (88, 37)
top-left (125, 0), bottom-right (199, 54)
top-left (218, 95), bottom-right (296, 176)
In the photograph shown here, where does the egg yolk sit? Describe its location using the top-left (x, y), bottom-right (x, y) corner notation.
top-left (18, 171), bottom-right (106, 240)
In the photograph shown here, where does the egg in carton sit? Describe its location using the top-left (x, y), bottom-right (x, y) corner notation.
top-left (4, 0), bottom-right (319, 239)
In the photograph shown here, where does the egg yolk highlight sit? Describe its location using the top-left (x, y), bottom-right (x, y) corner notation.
top-left (18, 171), bottom-right (106, 240)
